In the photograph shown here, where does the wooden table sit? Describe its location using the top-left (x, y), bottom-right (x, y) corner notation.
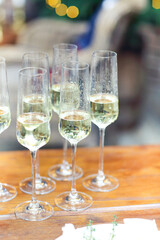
top-left (1, 146), bottom-right (160, 239)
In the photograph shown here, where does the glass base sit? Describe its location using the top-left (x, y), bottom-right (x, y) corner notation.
top-left (15, 200), bottom-right (54, 221)
top-left (48, 164), bottom-right (83, 181)
top-left (82, 174), bottom-right (119, 192)
top-left (19, 177), bottom-right (56, 195)
top-left (0, 184), bottom-right (17, 202)
top-left (55, 191), bottom-right (92, 211)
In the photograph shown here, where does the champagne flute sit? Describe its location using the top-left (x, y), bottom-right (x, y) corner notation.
top-left (15, 67), bottom-right (54, 221)
top-left (55, 61), bottom-right (92, 211)
top-left (83, 50), bottom-right (119, 192)
top-left (48, 43), bottom-right (83, 181)
top-left (0, 57), bottom-right (17, 202)
top-left (19, 52), bottom-right (56, 195)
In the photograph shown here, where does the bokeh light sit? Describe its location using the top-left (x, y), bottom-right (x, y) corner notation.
top-left (67, 6), bottom-right (79, 18)
top-left (55, 4), bottom-right (67, 16)
top-left (152, 0), bottom-right (160, 9)
top-left (47, 0), bottom-right (61, 8)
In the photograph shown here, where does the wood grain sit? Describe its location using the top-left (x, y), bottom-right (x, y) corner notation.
top-left (0, 145), bottom-right (160, 239)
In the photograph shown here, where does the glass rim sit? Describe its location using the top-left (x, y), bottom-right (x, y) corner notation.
top-left (22, 51), bottom-right (49, 60)
top-left (0, 56), bottom-right (6, 63)
top-left (62, 61), bottom-right (89, 70)
top-left (19, 67), bottom-right (47, 77)
top-left (92, 50), bottom-right (117, 58)
top-left (53, 43), bottom-right (78, 51)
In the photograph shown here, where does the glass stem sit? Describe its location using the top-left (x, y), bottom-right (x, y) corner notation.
top-left (62, 139), bottom-right (69, 170)
top-left (35, 150), bottom-right (41, 182)
top-left (97, 128), bottom-right (105, 181)
top-left (31, 150), bottom-right (38, 203)
top-left (70, 143), bottom-right (77, 197)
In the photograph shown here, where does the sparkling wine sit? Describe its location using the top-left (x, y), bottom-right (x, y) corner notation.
top-left (50, 84), bottom-right (60, 114)
top-left (17, 113), bottom-right (50, 151)
top-left (90, 93), bottom-right (118, 128)
top-left (23, 94), bottom-right (52, 120)
top-left (59, 110), bottom-right (91, 144)
top-left (0, 106), bottom-right (11, 134)
top-left (51, 83), bottom-right (80, 115)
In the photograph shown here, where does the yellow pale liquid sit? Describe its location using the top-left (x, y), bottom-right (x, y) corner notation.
top-left (51, 83), bottom-right (80, 115)
top-left (59, 110), bottom-right (91, 144)
top-left (23, 94), bottom-right (52, 120)
top-left (50, 84), bottom-right (60, 114)
top-left (0, 106), bottom-right (11, 134)
top-left (17, 113), bottom-right (50, 151)
top-left (90, 93), bottom-right (119, 128)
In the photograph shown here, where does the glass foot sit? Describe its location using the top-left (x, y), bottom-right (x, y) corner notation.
top-left (48, 164), bottom-right (83, 181)
top-left (82, 174), bottom-right (119, 192)
top-left (0, 184), bottom-right (17, 202)
top-left (19, 177), bottom-right (56, 195)
top-left (15, 200), bottom-right (54, 221)
top-left (55, 191), bottom-right (92, 211)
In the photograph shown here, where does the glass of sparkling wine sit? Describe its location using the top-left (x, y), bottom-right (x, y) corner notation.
top-left (0, 57), bottom-right (17, 202)
top-left (48, 43), bottom-right (83, 181)
top-left (15, 67), bottom-right (54, 221)
top-left (19, 52), bottom-right (56, 195)
top-left (82, 50), bottom-right (119, 192)
top-left (55, 61), bottom-right (92, 211)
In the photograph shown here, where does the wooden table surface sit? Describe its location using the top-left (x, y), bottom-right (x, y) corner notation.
top-left (1, 145), bottom-right (160, 239)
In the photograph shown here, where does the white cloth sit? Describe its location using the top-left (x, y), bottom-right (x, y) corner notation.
top-left (56, 218), bottom-right (160, 240)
